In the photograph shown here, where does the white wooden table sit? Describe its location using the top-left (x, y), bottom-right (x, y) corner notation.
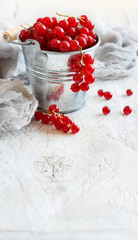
top-left (0, 1), bottom-right (138, 239)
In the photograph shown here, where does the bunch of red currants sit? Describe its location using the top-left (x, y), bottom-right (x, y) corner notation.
top-left (19, 14), bottom-right (97, 52)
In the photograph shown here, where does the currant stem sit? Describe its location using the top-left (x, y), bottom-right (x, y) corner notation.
top-left (56, 12), bottom-right (71, 18)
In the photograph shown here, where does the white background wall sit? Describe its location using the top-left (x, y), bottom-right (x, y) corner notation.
top-left (1, 0), bottom-right (138, 27)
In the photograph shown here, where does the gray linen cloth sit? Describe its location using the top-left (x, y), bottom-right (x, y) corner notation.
top-left (0, 79), bottom-right (38, 132)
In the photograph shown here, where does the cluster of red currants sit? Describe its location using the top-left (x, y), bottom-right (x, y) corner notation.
top-left (97, 88), bottom-right (133, 115)
top-left (68, 53), bottom-right (95, 92)
top-left (34, 104), bottom-right (80, 133)
top-left (19, 14), bottom-right (97, 52)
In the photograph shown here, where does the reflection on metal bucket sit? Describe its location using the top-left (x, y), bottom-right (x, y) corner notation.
top-left (20, 34), bottom-right (100, 113)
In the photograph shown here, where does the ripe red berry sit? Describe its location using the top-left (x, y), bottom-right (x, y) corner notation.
top-left (42, 17), bottom-right (53, 28)
top-left (19, 29), bottom-right (30, 42)
top-left (84, 74), bottom-right (95, 84)
top-left (52, 26), bottom-right (64, 40)
top-left (41, 114), bottom-right (50, 124)
top-left (126, 89), bottom-right (133, 96)
top-left (97, 89), bottom-right (104, 97)
top-left (79, 15), bottom-right (88, 25)
top-left (62, 123), bottom-right (70, 133)
top-left (52, 17), bottom-right (58, 27)
top-left (67, 17), bottom-right (79, 28)
top-left (70, 61), bottom-right (82, 72)
top-left (66, 27), bottom-right (76, 37)
top-left (34, 111), bottom-right (43, 120)
top-left (70, 40), bottom-right (79, 51)
top-left (63, 35), bottom-right (72, 42)
top-left (73, 73), bottom-right (83, 83)
top-left (123, 106), bottom-right (132, 115)
top-left (71, 123), bottom-right (80, 133)
top-left (77, 36), bottom-right (87, 48)
top-left (79, 27), bottom-right (89, 35)
top-left (80, 82), bottom-right (89, 91)
top-left (102, 106), bottom-right (110, 115)
top-left (49, 39), bottom-right (60, 50)
top-left (49, 104), bottom-right (59, 113)
top-left (84, 20), bottom-right (94, 31)
top-left (34, 23), bottom-right (46, 36)
top-left (104, 91), bottom-right (113, 100)
top-left (71, 83), bottom-right (80, 92)
top-left (83, 54), bottom-right (94, 64)
top-left (59, 19), bottom-right (69, 30)
top-left (59, 40), bottom-right (70, 52)
top-left (83, 64), bottom-right (95, 75)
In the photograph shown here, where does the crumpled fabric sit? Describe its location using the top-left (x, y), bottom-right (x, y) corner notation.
top-left (94, 18), bottom-right (138, 80)
top-left (0, 21), bottom-right (28, 83)
top-left (0, 79), bottom-right (38, 132)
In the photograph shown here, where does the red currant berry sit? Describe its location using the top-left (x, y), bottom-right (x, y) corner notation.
top-left (79, 27), bottom-right (89, 35)
top-left (19, 29), bottom-right (30, 42)
top-left (84, 74), bottom-right (95, 84)
top-left (70, 40), bottom-right (79, 51)
top-left (66, 27), bottom-right (76, 37)
top-left (71, 61), bottom-right (82, 72)
top-left (83, 54), bottom-right (94, 64)
top-left (89, 31), bottom-right (96, 39)
top-left (83, 64), bottom-right (95, 75)
top-left (104, 91), bottom-right (113, 100)
top-left (54, 118), bottom-right (63, 130)
top-left (126, 89), bottom-right (133, 96)
top-left (42, 17), bottom-right (53, 28)
top-left (73, 73), bottom-right (83, 83)
top-left (33, 36), bottom-right (45, 48)
top-left (102, 106), bottom-right (110, 115)
top-left (49, 104), bottom-right (59, 113)
top-left (79, 15), bottom-right (88, 25)
top-left (49, 115), bottom-right (57, 124)
top-left (71, 83), bottom-right (80, 92)
top-left (97, 89), bottom-right (104, 97)
top-left (63, 35), bottom-right (72, 42)
top-left (41, 114), bottom-right (50, 124)
top-left (80, 82), bottom-right (89, 91)
top-left (62, 123), bottom-right (70, 133)
top-left (36, 18), bottom-right (43, 23)
top-left (34, 23), bottom-right (46, 36)
top-left (123, 106), bottom-right (132, 115)
top-left (67, 17), bottom-right (79, 28)
top-left (59, 19), bottom-right (69, 30)
top-left (77, 36), bottom-right (87, 48)
top-left (71, 123), bottom-right (80, 133)
top-left (59, 40), bottom-right (70, 52)
top-left (34, 111), bottom-right (43, 120)
top-left (87, 36), bottom-right (94, 47)
top-left (44, 29), bottom-right (53, 41)
top-left (52, 26), bottom-right (64, 40)
top-left (49, 39), bottom-right (60, 51)
top-left (79, 33), bottom-right (88, 40)
top-left (84, 20), bottom-right (94, 31)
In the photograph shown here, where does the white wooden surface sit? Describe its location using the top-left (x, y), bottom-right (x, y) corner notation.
top-left (0, 1), bottom-right (138, 239)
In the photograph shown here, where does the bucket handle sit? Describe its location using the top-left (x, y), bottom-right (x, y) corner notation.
top-left (2, 23), bottom-right (33, 46)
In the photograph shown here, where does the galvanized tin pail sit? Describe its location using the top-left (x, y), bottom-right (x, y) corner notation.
top-left (3, 26), bottom-right (100, 113)
top-left (20, 35), bottom-right (100, 113)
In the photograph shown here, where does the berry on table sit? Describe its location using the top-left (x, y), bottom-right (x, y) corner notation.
top-left (49, 104), bottom-right (59, 113)
top-left (104, 91), bottom-right (113, 100)
top-left (97, 89), bottom-right (104, 97)
top-left (126, 89), bottom-right (133, 96)
top-left (34, 111), bottom-right (43, 120)
top-left (102, 106), bottom-right (110, 115)
top-left (123, 106), bottom-right (132, 115)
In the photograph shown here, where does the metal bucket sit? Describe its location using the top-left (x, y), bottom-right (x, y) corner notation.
top-left (19, 34), bottom-right (100, 113)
